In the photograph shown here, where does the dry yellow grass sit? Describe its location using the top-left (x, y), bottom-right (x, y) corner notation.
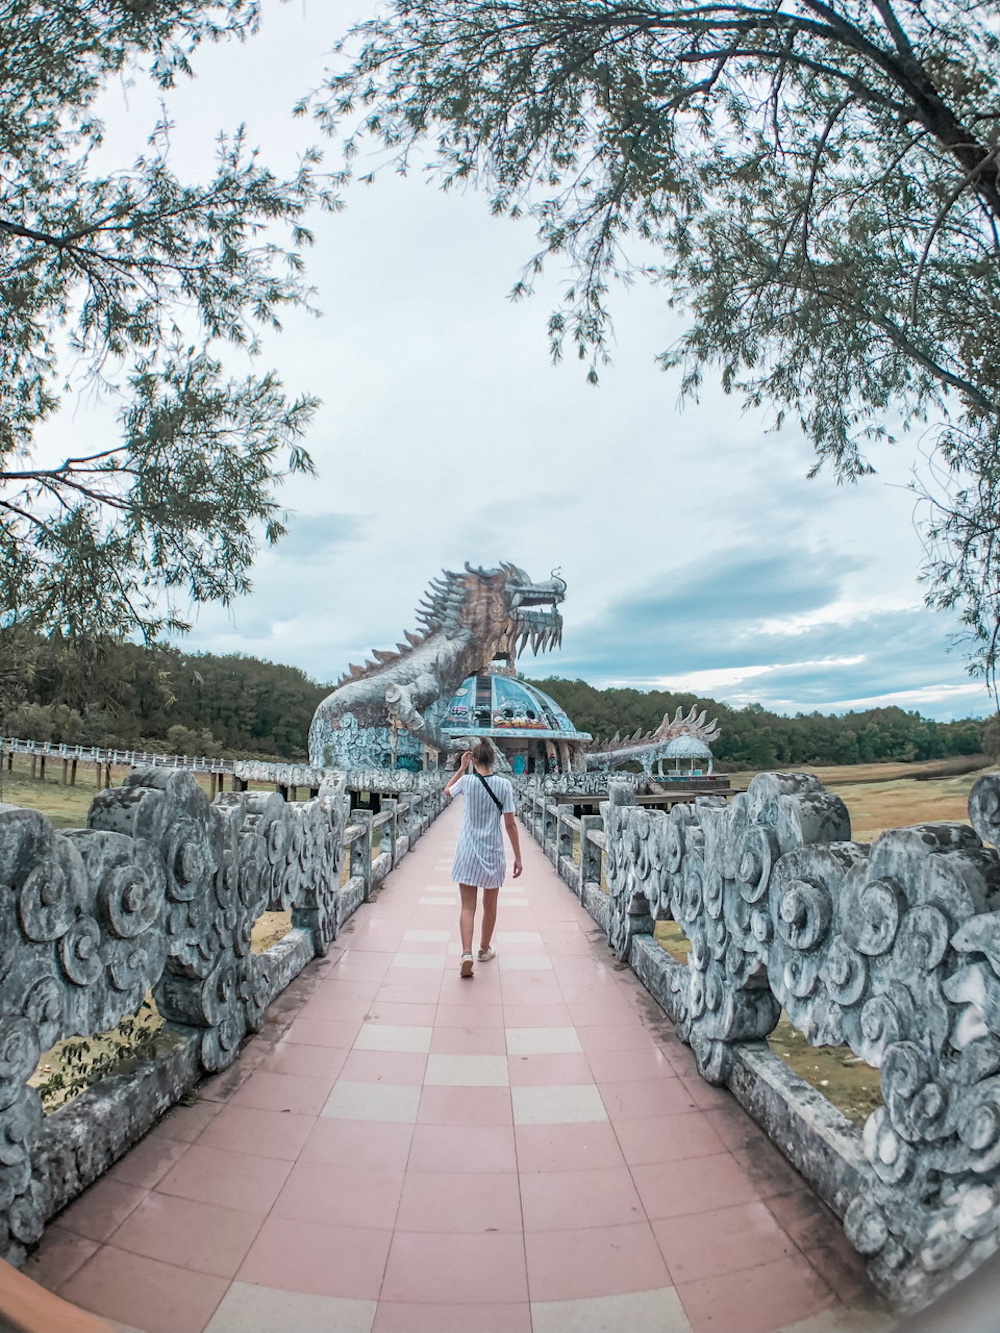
top-left (728, 755), bottom-right (987, 787)
top-left (826, 772), bottom-right (983, 842)
top-left (726, 758), bottom-right (993, 844)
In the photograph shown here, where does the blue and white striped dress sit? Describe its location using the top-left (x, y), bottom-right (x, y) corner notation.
top-left (449, 773), bottom-right (516, 888)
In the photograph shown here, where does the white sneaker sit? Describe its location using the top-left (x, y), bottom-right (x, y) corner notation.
top-left (478, 946), bottom-right (496, 962)
top-left (460, 954), bottom-right (474, 978)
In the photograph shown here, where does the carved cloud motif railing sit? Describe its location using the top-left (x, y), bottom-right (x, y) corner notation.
top-left (519, 771), bottom-right (1000, 1313)
top-left (0, 767), bottom-right (444, 1267)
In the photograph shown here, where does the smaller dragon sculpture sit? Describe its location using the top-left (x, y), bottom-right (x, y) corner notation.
top-left (586, 704), bottom-right (721, 774)
top-left (309, 563), bottom-right (566, 769)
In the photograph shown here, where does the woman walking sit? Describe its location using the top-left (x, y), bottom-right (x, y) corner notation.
top-left (444, 741), bottom-right (522, 977)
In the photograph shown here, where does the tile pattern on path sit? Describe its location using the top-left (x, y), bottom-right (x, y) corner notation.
top-left (27, 801), bottom-right (893, 1333)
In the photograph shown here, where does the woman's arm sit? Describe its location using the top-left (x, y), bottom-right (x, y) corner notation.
top-left (503, 812), bottom-right (523, 878)
top-left (444, 751), bottom-right (471, 797)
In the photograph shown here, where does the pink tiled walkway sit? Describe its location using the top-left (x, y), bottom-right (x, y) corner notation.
top-left (27, 805), bottom-right (891, 1333)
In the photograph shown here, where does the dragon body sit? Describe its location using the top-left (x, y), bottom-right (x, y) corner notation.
top-left (586, 705), bottom-right (722, 775)
top-left (309, 563), bottom-right (565, 769)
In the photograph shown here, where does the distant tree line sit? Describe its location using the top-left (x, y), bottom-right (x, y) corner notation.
top-left (1, 637), bottom-right (328, 760)
top-left (529, 678), bottom-right (988, 770)
top-left (0, 640), bottom-right (991, 768)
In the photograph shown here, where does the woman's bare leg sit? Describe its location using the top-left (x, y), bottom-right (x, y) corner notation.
top-left (459, 884), bottom-right (478, 956)
top-left (480, 888), bottom-right (499, 952)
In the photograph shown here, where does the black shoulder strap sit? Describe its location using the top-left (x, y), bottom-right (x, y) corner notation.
top-left (473, 770), bottom-right (504, 812)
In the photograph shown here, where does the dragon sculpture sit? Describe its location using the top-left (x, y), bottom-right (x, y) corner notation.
top-left (309, 563), bottom-right (566, 769)
top-left (586, 704), bottom-right (721, 774)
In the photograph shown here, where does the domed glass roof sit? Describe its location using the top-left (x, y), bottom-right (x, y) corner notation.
top-left (441, 674), bottom-right (591, 741)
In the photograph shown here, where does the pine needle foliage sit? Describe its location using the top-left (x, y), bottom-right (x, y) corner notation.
top-left (1, 0), bottom-right (336, 641)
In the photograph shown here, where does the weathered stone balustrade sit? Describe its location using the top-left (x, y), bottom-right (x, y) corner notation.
top-left (518, 771), bottom-right (1000, 1314)
top-left (0, 768), bottom-right (445, 1267)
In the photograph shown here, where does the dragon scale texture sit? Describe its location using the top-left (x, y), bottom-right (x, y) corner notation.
top-left (586, 705), bottom-right (722, 774)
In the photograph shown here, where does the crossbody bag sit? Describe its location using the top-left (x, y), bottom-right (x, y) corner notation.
top-left (473, 770), bottom-right (504, 812)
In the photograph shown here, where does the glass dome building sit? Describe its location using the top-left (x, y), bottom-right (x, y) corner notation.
top-left (441, 674), bottom-right (591, 774)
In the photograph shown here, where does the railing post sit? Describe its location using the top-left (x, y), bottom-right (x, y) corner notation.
top-left (542, 799), bottom-right (558, 863)
top-left (380, 799), bottom-right (399, 863)
top-left (580, 814), bottom-right (603, 888)
top-left (399, 796), bottom-right (413, 847)
top-left (350, 809), bottom-right (374, 899)
top-left (556, 809), bottom-right (574, 862)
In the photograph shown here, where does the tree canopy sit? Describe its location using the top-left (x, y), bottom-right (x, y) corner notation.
top-left (1, 635), bottom-right (328, 759)
top-left (1, 0), bottom-right (332, 643)
top-left (0, 640), bottom-right (984, 766)
top-left (531, 676), bottom-right (986, 768)
top-left (315, 1), bottom-right (1000, 684)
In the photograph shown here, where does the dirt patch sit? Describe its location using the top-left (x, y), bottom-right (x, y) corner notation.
top-left (251, 910), bottom-right (293, 952)
top-left (768, 1015), bottom-right (882, 1129)
top-left (652, 923), bottom-right (881, 1128)
top-left (654, 919), bottom-right (691, 963)
top-left (31, 995), bottom-right (166, 1113)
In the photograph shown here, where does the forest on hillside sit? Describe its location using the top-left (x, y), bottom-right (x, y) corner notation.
top-left (0, 638), bottom-right (328, 760)
top-left (528, 678), bottom-right (987, 770)
top-left (0, 637), bottom-right (989, 766)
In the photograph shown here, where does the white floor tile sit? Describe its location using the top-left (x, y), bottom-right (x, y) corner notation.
top-left (403, 930), bottom-right (450, 943)
top-left (389, 953), bottom-right (447, 970)
top-left (512, 1084), bottom-right (607, 1125)
top-left (531, 1288), bottom-right (690, 1333)
top-left (321, 1081), bottom-right (421, 1123)
top-left (354, 1023), bottom-right (433, 1053)
top-left (424, 1053), bottom-right (510, 1086)
top-left (506, 1027), bottom-right (582, 1056)
top-left (206, 1283), bottom-right (377, 1333)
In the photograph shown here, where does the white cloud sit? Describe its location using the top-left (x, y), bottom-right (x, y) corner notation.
top-left (819, 682), bottom-right (991, 713)
top-left (30, 0), bottom-right (991, 722)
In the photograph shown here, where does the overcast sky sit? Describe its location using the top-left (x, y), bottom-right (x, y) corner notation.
top-left (60, 0), bottom-right (995, 720)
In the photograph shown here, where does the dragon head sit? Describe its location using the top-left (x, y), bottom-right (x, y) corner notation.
top-left (415, 561), bottom-right (565, 661)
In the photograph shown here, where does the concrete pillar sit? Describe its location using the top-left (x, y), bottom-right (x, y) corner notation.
top-left (580, 814), bottom-right (603, 887)
top-left (350, 810), bottom-right (374, 899)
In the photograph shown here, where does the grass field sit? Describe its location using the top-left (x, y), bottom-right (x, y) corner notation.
top-left (0, 755), bottom-right (219, 828)
top-left (728, 755), bottom-right (992, 843)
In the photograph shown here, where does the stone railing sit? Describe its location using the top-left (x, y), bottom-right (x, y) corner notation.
top-left (518, 771), bottom-right (1000, 1314)
top-left (0, 766), bottom-right (445, 1267)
